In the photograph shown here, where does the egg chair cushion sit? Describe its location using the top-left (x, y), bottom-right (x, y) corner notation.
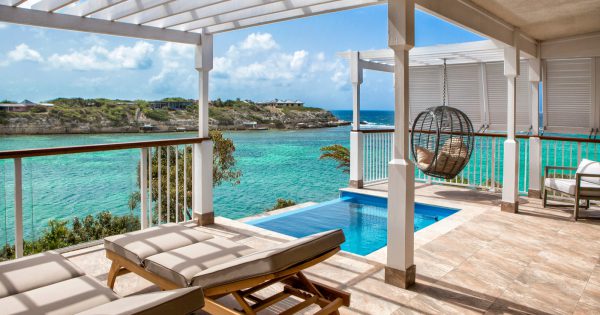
top-left (415, 146), bottom-right (434, 168)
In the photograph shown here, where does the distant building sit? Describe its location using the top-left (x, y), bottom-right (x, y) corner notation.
top-left (0, 100), bottom-right (54, 112)
top-left (258, 99), bottom-right (304, 107)
top-left (149, 100), bottom-right (195, 110)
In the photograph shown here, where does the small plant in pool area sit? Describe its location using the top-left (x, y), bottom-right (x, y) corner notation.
top-left (319, 144), bottom-right (349, 173)
top-left (268, 199), bottom-right (296, 211)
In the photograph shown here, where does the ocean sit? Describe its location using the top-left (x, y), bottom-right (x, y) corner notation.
top-left (0, 110), bottom-right (380, 243)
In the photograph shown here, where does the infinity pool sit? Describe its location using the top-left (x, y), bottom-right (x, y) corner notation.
top-left (249, 192), bottom-right (459, 255)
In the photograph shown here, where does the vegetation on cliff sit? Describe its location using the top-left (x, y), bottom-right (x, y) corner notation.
top-left (0, 97), bottom-right (341, 132)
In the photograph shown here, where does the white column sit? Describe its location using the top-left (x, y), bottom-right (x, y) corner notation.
top-left (350, 51), bottom-right (364, 188)
top-left (501, 32), bottom-right (520, 213)
top-left (193, 34), bottom-right (214, 225)
top-left (385, 0), bottom-right (416, 289)
top-left (14, 158), bottom-right (23, 258)
top-left (528, 57), bottom-right (542, 198)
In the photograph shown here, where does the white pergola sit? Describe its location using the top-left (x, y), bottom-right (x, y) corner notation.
top-left (2, 0), bottom-right (600, 289)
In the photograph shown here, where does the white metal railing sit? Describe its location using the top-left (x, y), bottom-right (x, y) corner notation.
top-left (360, 130), bottom-right (600, 194)
top-left (0, 137), bottom-right (206, 258)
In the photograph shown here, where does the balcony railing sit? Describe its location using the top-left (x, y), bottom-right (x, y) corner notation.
top-left (0, 137), bottom-right (208, 258)
top-left (358, 129), bottom-right (600, 194)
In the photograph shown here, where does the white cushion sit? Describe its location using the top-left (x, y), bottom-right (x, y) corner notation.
top-left (576, 159), bottom-right (600, 185)
top-left (544, 178), bottom-right (600, 197)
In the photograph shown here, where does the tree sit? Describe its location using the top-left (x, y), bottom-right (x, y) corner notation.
top-left (319, 144), bottom-right (350, 173)
top-left (135, 130), bottom-right (241, 223)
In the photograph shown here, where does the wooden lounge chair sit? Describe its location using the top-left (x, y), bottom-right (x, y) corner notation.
top-left (104, 224), bottom-right (350, 315)
top-left (543, 158), bottom-right (600, 220)
top-left (0, 250), bottom-right (204, 315)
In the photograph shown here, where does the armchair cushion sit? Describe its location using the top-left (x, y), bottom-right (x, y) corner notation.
top-left (576, 159), bottom-right (600, 185)
top-left (544, 178), bottom-right (600, 197)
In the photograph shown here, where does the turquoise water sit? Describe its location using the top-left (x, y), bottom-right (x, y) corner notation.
top-left (0, 110), bottom-right (589, 244)
top-left (0, 113), bottom-right (361, 243)
top-left (250, 191), bottom-right (458, 255)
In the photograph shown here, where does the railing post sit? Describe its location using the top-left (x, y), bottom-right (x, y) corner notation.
top-left (491, 138), bottom-right (496, 192)
top-left (193, 33), bottom-right (214, 226)
top-left (140, 148), bottom-right (149, 229)
top-left (527, 55), bottom-right (542, 198)
top-left (528, 137), bottom-right (542, 198)
top-left (350, 131), bottom-right (364, 188)
top-left (577, 142), bottom-right (582, 163)
top-left (13, 158), bottom-right (23, 258)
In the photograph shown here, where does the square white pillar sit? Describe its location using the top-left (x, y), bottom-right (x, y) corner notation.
top-left (501, 36), bottom-right (520, 213)
top-left (349, 51), bottom-right (364, 188)
top-left (528, 58), bottom-right (542, 198)
top-left (386, 0), bottom-right (416, 289)
top-left (193, 34), bottom-right (214, 225)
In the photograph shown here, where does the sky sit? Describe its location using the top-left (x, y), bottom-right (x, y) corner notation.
top-left (0, 5), bottom-right (482, 110)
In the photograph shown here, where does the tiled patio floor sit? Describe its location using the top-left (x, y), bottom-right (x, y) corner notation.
top-left (63, 183), bottom-right (600, 314)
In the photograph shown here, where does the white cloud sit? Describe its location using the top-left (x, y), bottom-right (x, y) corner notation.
top-left (239, 33), bottom-right (278, 51)
top-left (149, 42), bottom-right (195, 94)
top-left (48, 41), bottom-right (154, 71)
top-left (0, 44), bottom-right (43, 66)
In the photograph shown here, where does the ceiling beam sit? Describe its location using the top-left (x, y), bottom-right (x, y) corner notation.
top-left (541, 31), bottom-right (600, 59)
top-left (61, 0), bottom-right (128, 17)
top-left (415, 0), bottom-right (538, 58)
top-left (119, 0), bottom-right (228, 25)
top-left (0, 5), bottom-right (202, 44)
top-left (182, 0), bottom-right (340, 32)
top-left (206, 0), bottom-right (385, 34)
top-left (32, 0), bottom-right (78, 12)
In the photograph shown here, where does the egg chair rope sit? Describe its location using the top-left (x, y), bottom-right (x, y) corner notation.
top-left (410, 59), bottom-right (475, 180)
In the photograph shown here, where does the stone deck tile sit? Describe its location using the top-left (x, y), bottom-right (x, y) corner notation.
top-left (59, 183), bottom-right (600, 314)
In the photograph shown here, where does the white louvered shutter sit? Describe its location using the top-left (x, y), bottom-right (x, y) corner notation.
top-left (409, 66), bottom-right (442, 122)
top-left (485, 61), bottom-right (531, 131)
top-left (545, 59), bottom-right (593, 132)
top-left (447, 63), bottom-right (483, 129)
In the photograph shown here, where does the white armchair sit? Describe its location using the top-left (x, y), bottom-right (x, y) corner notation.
top-left (543, 159), bottom-right (600, 220)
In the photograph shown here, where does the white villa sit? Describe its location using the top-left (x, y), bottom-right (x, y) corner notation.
top-left (0, 1), bottom-right (599, 314)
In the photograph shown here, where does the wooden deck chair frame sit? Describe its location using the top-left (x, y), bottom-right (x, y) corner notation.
top-left (543, 166), bottom-right (600, 220)
top-left (105, 247), bottom-right (350, 315)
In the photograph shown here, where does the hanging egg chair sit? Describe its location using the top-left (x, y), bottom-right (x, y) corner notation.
top-left (410, 59), bottom-right (475, 180)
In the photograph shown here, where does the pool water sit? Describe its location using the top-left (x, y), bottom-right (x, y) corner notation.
top-left (249, 192), bottom-right (459, 255)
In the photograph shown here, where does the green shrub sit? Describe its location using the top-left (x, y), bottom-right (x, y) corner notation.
top-left (144, 109), bottom-right (170, 121)
top-left (0, 211), bottom-right (139, 261)
top-left (268, 199), bottom-right (296, 211)
top-left (30, 106), bottom-right (47, 113)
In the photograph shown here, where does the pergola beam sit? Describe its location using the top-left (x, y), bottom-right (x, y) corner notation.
top-left (118, 0), bottom-right (228, 26)
top-left (90, 0), bottom-right (175, 21)
top-left (206, 0), bottom-right (385, 34)
top-left (541, 31), bottom-right (600, 59)
top-left (0, 0), bottom-right (27, 6)
top-left (360, 59), bottom-right (394, 72)
top-left (415, 0), bottom-right (538, 58)
top-left (32, 0), bottom-right (78, 12)
top-left (61, 0), bottom-right (128, 17)
top-left (181, 0), bottom-right (340, 32)
top-left (0, 5), bottom-right (202, 44)
top-left (146, 0), bottom-right (282, 29)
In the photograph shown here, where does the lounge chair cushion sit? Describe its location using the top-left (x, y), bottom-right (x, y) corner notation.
top-left (576, 159), bottom-right (600, 185)
top-left (544, 178), bottom-right (600, 197)
top-left (190, 229), bottom-right (345, 288)
top-left (0, 251), bottom-right (85, 298)
top-left (144, 238), bottom-right (256, 287)
top-left (0, 275), bottom-right (118, 315)
top-left (104, 223), bottom-right (214, 265)
top-left (75, 287), bottom-right (204, 315)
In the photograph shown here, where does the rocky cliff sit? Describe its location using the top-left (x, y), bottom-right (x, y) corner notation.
top-left (0, 99), bottom-right (347, 134)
